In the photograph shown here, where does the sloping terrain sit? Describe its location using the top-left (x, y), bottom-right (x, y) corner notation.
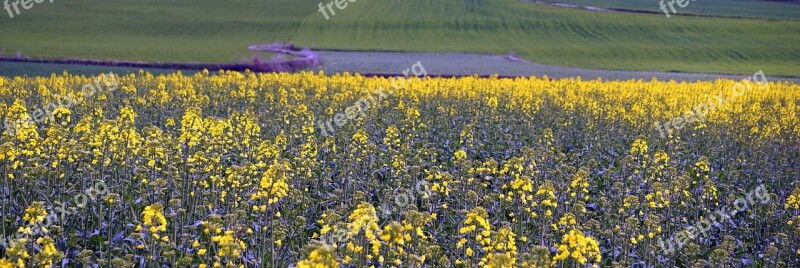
top-left (0, 0), bottom-right (798, 75)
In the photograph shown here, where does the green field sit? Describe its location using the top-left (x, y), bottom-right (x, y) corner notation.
top-left (0, 0), bottom-right (799, 76)
top-left (550, 0), bottom-right (800, 20)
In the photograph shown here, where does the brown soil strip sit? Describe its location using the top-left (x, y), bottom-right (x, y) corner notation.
top-left (529, 0), bottom-right (792, 20)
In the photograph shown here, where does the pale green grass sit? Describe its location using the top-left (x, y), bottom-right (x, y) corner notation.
top-left (0, 0), bottom-right (798, 76)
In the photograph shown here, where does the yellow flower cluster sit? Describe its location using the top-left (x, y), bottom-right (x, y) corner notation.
top-left (0, 213), bottom-right (63, 268)
top-left (22, 202), bottom-right (47, 225)
top-left (346, 202), bottom-right (382, 259)
top-left (535, 182), bottom-right (558, 217)
top-left (457, 207), bottom-right (492, 265)
top-left (787, 187), bottom-right (800, 210)
top-left (483, 227), bottom-right (517, 265)
top-left (297, 244), bottom-right (339, 268)
top-left (428, 168), bottom-right (453, 196)
top-left (552, 229), bottom-right (601, 265)
top-left (629, 137), bottom-right (648, 155)
top-left (32, 237), bottom-right (62, 267)
top-left (0, 258), bottom-right (12, 268)
top-left (348, 202), bottom-right (380, 241)
top-left (211, 230), bottom-right (246, 259)
top-left (695, 157), bottom-right (710, 174)
top-left (1, 238), bottom-right (30, 268)
top-left (379, 222), bottom-right (410, 247)
top-left (251, 160), bottom-right (290, 205)
top-left (0, 71), bottom-right (797, 267)
top-left (142, 204), bottom-right (168, 233)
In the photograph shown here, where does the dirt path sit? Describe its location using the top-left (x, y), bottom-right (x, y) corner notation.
top-left (532, 1), bottom-right (615, 12)
top-left (2, 47), bottom-right (798, 83)
top-left (527, 0), bottom-right (784, 19)
top-left (310, 50), bottom-right (800, 83)
top-left (0, 43), bottom-right (320, 73)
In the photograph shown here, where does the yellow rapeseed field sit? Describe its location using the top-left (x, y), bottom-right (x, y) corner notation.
top-left (0, 70), bottom-right (798, 267)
